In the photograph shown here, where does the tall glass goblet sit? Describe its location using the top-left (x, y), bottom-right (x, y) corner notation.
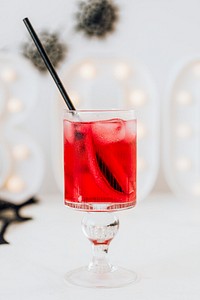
top-left (63, 109), bottom-right (137, 288)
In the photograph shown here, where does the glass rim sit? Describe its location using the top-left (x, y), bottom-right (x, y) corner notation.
top-left (63, 109), bottom-right (136, 113)
top-left (63, 109), bottom-right (136, 119)
top-left (63, 109), bottom-right (136, 122)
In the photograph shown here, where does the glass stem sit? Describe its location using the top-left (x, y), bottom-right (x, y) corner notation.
top-left (82, 212), bottom-right (119, 274)
top-left (89, 244), bottom-right (112, 273)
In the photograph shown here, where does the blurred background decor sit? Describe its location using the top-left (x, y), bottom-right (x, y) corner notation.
top-left (0, 197), bottom-right (38, 244)
top-left (164, 57), bottom-right (200, 200)
top-left (74, 0), bottom-right (119, 39)
top-left (0, 53), bottom-right (44, 203)
top-left (22, 31), bottom-right (67, 73)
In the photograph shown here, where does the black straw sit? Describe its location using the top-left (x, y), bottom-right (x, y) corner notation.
top-left (23, 17), bottom-right (76, 111)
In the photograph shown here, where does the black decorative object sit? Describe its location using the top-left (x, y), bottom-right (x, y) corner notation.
top-left (0, 219), bottom-right (12, 244)
top-left (22, 31), bottom-right (67, 72)
top-left (0, 197), bottom-right (38, 244)
top-left (75, 0), bottom-right (119, 38)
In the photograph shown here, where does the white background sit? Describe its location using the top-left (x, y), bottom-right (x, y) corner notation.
top-left (1, 0), bottom-right (200, 194)
top-left (1, 2), bottom-right (200, 298)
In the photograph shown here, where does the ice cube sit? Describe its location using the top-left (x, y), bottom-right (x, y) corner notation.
top-left (125, 119), bottom-right (137, 142)
top-left (63, 120), bottom-right (74, 143)
top-left (92, 119), bottom-right (126, 144)
top-left (64, 121), bottom-right (87, 142)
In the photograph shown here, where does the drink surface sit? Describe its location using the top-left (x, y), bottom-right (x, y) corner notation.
top-left (63, 118), bottom-right (136, 211)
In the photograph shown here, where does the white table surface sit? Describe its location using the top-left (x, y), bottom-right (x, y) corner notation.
top-left (0, 193), bottom-right (200, 300)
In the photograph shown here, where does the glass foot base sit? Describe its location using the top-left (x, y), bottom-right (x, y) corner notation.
top-left (65, 266), bottom-right (138, 288)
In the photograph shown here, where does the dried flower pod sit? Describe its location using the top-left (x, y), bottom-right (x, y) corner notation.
top-left (75, 0), bottom-right (119, 38)
top-left (22, 31), bottom-right (67, 72)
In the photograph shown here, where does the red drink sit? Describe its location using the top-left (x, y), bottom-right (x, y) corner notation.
top-left (63, 112), bottom-right (136, 211)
